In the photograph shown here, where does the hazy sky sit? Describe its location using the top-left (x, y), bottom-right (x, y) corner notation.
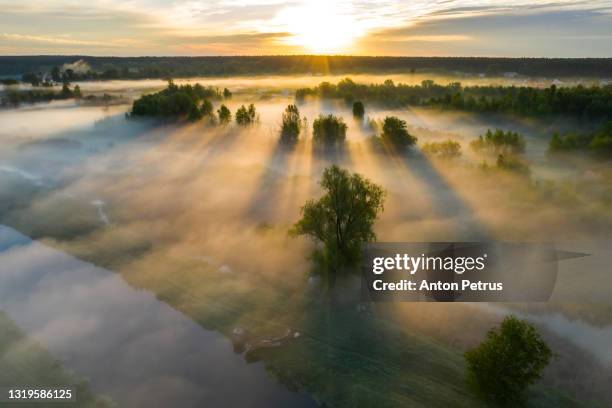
top-left (1, 0), bottom-right (611, 56)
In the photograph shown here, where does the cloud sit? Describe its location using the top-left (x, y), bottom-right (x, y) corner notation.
top-left (382, 35), bottom-right (473, 43)
top-left (0, 0), bottom-right (610, 55)
top-left (0, 33), bottom-right (149, 50)
top-left (160, 31), bottom-right (293, 55)
top-left (1, 33), bottom-right (111, 47)
top-left (358, 7), bottom-right (612, 57)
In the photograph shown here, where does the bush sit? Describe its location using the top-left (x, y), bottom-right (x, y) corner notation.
top-left (421, 140), bottom-right (462, 159)
top-left (465, 316), bottom-right (552, 405)
top-left (470, 129), bottom-right (526, 154)
top-left (312, 114), bottom-right (347, 146)
top-left (380, 116), bottom-right (417, 149)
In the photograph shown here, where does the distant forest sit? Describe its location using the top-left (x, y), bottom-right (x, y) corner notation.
top-left (1, 56), bottom-right (611, 79)
top-left (297, 78), bottom-right (612, 118)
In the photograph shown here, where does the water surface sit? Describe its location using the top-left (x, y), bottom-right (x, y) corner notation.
top-left (0, 225), bottom-right (314, 407)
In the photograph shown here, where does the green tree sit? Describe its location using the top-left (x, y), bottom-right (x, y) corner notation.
top-left (381, 116), bottom-right (417, 149)
top-left (22, 73), bottom-right (40, 86)
top-left (188, 103), bottom-right (203, 121)
top-left (280, 104), bottom-right (301, 143)
top-left (60, 83), bottom-right (73, 99)
top-left (235, 103), bottom-right (258, 126)
top-left (589, 122), bottom-right (612, 154)
top-left (312, 114), bottom-right (347, 146)
top-left (73, 85), bottom-right (82, 99)
top-left (470, 129), bottom-right (526, 154)
top-left (549, 133), bottom-right (563, 152)
top-left (129, 81), bottom-right (219, 119)
top-left (549, 122), bottom-right (612, 157)
top-left (496, 154), bottom-right (530, 174)
top-left (352, 101), bottom-right (365, 120)
top-left (465, 316), bottom-right (553, 405)
top-left (200, 99), bottom-right (213, 116)
top-left (223, 87), bottom-right (232, 98)
top-left (217, 104), bottom-right (231, 124)
top-left (51, 66), bottom-right (61, 83)
top-left (236, 105), bottom-right (249, 125)
top-left (248, 104), bottom-right (257, 121)
top-left (291, 165), bottom-right (385, 287)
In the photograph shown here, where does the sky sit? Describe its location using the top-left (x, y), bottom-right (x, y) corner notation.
top-left (1, 0), bottom-right (611, 57)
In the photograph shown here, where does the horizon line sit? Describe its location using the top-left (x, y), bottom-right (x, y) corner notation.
top-left (1, 54), bottom-right (612, 60)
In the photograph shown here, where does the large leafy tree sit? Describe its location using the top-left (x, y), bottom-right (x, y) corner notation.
top-left (465, 316), bottom-right (553, 405)
top-left (291, 165), bottom-right (385, 287)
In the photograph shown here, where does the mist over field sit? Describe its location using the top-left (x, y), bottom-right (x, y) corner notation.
top-left (1, 74), bottom-right (612, 407)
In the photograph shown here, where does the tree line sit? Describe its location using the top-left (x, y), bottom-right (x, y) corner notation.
top-left (296, 78), bottom-right (612, 118)
top-left (131, 82), bottom-right (610, 161)
top-left (3, 56), bottom-right (612, 79)
top-left (0, 84), bottom-right (82, 107)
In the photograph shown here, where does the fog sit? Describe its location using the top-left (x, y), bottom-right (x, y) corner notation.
top-left (0, 226), bottom-right (314, 407)
top-left (1, 76), bottom-right (611, 405)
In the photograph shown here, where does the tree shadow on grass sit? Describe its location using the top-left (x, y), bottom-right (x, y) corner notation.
top-left (243, 138), bottom-right (300, 222)
top-left (398, 152), bottom-right (492, 240)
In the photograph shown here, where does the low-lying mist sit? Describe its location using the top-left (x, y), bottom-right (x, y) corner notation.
top-left (1, 76), bottom-right (611, 405)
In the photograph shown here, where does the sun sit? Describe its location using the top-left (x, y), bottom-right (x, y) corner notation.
top-left (277, 2), bottom-right (361, 54)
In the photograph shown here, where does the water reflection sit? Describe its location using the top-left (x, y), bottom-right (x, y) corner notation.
top-left (0, 225), bottom-right (314, 408)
